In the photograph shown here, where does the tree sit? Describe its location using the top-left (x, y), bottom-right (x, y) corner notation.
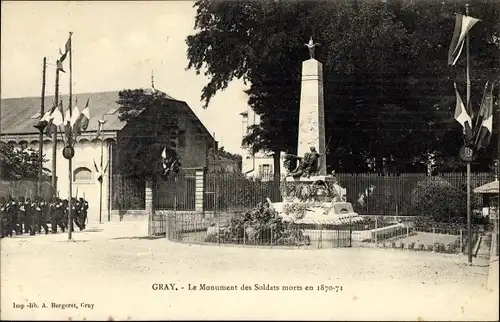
top-left (116, 89), bottom-right (180, 181)
top-left (186, 0), bottom-right (499, 174)
top-left (0, 142), bottom-right (50, 180)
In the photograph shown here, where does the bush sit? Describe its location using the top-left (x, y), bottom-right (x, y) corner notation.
top-left (204, 202), bottom-right (308, 246)
top-left (410, 177), bottom-right (467, 223)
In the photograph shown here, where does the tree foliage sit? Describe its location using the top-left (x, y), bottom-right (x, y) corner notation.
top-left (186, 0), bottom-right (499, 174)
top-left (0, 142), bottom-right (50, 180)
top-left (117, 89), bottom-right (180, 180)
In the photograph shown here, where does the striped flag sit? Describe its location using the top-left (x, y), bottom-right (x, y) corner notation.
top-left (57, 33), bottom-right (72, 73)
top-left (453, 83), bottom-right (473, 143)
top-left (447, 13), bottom-right (480, 66)
top-left (45, 101), bottom-right (64, 137)
top-left (72, 98), bottom-right (90, 136)
top-left (474, 83), bottom-right (494, 150)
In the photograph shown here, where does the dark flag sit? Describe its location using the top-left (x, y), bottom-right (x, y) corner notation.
top-left (474, 83), bottom-right (494, 151)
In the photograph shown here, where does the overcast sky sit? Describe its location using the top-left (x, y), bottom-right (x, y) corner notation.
top-left (1, 1), bottom-right (249, 154)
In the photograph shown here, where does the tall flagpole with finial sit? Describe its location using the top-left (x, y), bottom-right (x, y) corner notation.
top-left (67, 31), bottom-right (74, 240)
top-left (465, 4), bottom-right (473, 265)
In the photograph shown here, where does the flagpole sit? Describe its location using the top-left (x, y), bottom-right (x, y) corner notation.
top-left (497, 80), bottom-right (500, 257)
top-left (99, 119), bottom-right (106, 224)
top-left (52, 66), bottom-right (60, 198)
top-left (465, 3), bottom-right (473, 265)
top-left (38, 57), bottom-right (47, 198)
top-left (68, 31), bottom-right (74, 241)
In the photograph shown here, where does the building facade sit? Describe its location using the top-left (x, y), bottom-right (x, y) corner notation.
top-left (239, 107), bottom-right (285, 181)
top-left (1, 88), bottom-right (219, 221)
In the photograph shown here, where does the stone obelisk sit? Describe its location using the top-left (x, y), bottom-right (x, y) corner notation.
top-left (297, 37), bottom-right (326, 175)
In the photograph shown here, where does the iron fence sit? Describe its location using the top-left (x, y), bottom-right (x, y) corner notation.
top-left (154, 173), bottom-right (196, 211)
top-left (336, 172), bottom-right (495, 215)
top-left (111, 175), bottom-right (145, 210)
top-left (151, 172), bottom-right (494, 215)
top-left (153, 212), bottom-right (485, 254)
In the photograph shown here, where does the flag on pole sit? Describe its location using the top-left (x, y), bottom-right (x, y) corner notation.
top-left (447, 13), bottom-right (480, 66)
top-left (94, 159), bottom-right (102, 182)
top-left (95, 119), bottom-right (103, 140)
top-left (70, 100), bottom-right (80, 128)
top-left (93, 158), bottom-right (107, 183)
top-left (52, 101), bottom-right (64, 126)
top-left (453, 83), bottom-right (473, 143)
top-left (74, 98), bottom-right (90, 134)
top-left (474, 83), bottom-right (494, 150)
top-left (57, 33), bottom-right (72, 73)
top-left (34, 108), bottom-right (53, 132)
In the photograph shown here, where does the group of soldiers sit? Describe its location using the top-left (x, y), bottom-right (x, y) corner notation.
top-left (0, 196), bottom-right (89, 238)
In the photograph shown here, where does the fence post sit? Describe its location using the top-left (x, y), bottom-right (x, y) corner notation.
top-left (319, 224), bottom-right (323, 249)
top-left (271, 225), bottom-right (274, 247)
top-left (406, 226), bottom-right (409, 238)
top-left (349, 218), bottom-right (352, 247)
top-left (460, 229), bottom-right (463, 253)
top-left (432, 227), bottom-right (436, 251)
top-left (374, 217), bottom-right (378, 245)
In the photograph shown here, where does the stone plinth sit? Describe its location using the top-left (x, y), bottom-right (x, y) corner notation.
top-left (271, 175), bottom-right (363, 225)
top-left (297, 59), bottom-right (326, 175)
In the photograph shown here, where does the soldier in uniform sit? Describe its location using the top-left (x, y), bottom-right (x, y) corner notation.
top-left (71, 197), bottom-right (84, 231)
top-left (0, 197), bottom-right (7, 238)
top-left (24, 197), bottom-right (35, 235)
top-left (34, 196), bottom-right (49, 234)
top-left (3, 196), bottom-right (17, 237)
top-left (79, 197), bottom-right (89, 230)
top-left (50, 197), bottom-right (65, 233)
top-left (18, 196), bottom-right (27, 234)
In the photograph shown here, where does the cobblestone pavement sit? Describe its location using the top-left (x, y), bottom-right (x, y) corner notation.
top-left (1, 220), bottom-right (498, 321)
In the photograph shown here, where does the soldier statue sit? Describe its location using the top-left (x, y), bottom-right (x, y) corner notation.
top-left (288, 146), bottom-right (326, 178)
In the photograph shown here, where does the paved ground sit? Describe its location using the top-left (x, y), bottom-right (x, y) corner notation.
top-left (1, 220), bottom-right (498, 321)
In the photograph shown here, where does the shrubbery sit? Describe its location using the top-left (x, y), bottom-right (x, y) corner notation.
top-left (409, 177), bottom-right (481, 224)
top-left (205, 202), bottom-right (310, 246)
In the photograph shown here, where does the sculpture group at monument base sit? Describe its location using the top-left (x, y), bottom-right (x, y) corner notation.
top-left (269, 175), bottom-right (363, 225)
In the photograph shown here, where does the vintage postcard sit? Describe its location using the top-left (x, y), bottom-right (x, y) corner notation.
top-left (1, 0), bottom-right (499, 320)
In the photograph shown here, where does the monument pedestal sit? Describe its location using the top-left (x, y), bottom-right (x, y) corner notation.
top-left (268, 43), bottom-right (362, 226)
top-left (270, 175), bottom-right (363, 225)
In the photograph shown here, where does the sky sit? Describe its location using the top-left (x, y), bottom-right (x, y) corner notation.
top-left (1, 1), bottom-right (250, 154)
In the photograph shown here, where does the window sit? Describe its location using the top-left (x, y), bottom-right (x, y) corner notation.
top-left (258, 164), bottom-right (272, 179)
top-left (73, 167), bottom-right (93, 183)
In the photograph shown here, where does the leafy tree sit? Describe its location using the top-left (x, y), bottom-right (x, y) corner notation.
top-left (186, 0), bottom-right (499, 174)
top-left (116, 89), bottom-right (180, 181)
top-left (0, 142), bottom-right (50, 180)
top-left (217, 146), bottom-right (242, 161)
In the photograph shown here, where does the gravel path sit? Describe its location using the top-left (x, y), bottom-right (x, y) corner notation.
top-left (1, 220), bottom-right (498, 321)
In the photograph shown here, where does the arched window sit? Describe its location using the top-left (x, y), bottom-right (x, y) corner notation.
top-left (73, 167), bottom-right (93, 183)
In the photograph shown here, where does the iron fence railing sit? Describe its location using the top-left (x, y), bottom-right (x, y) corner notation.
top-left (151, 212), bottom-right (485, 254)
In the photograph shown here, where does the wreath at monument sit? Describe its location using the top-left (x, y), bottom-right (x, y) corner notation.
top-left (282, 203), bottom-right (310, 220)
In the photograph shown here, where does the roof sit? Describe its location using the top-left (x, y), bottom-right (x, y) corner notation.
top-left (473, 180), bottom-right (499, 194)
top-left (0, 88), bottom-right (213, 140)
top-left (1, 90), bottom-right (127, 134)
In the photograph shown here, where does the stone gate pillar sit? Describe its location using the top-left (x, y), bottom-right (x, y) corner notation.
top-left (195, 168), bottom-right (205, 214)
top-left (145, 181), bottom-right (154, 214)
